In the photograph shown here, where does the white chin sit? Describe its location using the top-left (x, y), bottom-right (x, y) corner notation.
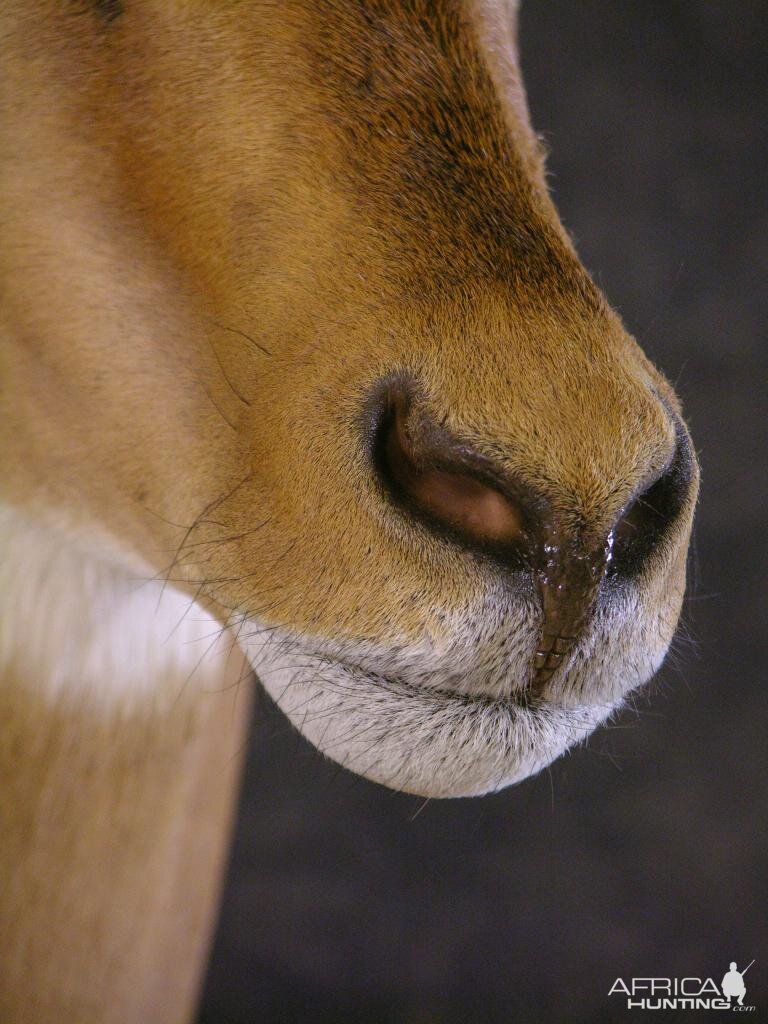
top-left (245, 643), bottom-right (617, 798)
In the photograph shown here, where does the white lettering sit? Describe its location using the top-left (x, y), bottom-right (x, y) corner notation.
top-left (680, 977), bottom-right (702, 996)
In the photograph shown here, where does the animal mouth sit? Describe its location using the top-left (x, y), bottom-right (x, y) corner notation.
top-left (329, 651), bottom-right (538, 709)
top-left (252, 640), bottom-right (615, 797)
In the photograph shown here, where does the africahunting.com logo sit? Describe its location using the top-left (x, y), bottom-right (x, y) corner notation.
top-left (609, 960), bottom-right (756, 1012)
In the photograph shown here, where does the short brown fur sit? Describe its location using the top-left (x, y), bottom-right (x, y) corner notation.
top-left (0, 3), bottom-right (697, 1021)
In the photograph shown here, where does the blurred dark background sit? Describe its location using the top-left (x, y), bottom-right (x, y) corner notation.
top-left (199, 3), bottom-right (767, 1021)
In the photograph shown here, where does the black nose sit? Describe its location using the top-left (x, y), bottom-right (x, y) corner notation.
top-left (369, 378), bottom-right (694, 686)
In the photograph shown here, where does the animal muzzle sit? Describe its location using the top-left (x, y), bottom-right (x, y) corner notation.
top-left (369, 375), bottom-right (694, 688)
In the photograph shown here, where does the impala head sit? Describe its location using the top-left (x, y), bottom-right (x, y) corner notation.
top-left (1, 1), bottom-right (697, 796)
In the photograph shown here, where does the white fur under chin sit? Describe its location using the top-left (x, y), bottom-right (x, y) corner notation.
top-left (248, 639), bottom-right (616, 797)
top-left (239, 581), bottom-right (667, 798)
top-left (1, 506), bottom-right (670, 795)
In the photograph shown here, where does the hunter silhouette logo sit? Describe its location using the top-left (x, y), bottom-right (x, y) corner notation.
top-left (722, 961), bottom-right (754, 1007)
top-left (609, 960), bottom-right (757, 1012)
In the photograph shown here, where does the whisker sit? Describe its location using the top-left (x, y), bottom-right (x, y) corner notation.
top-left (211, 318), bottom-right (273, 357)
top-left (204, 329), bottom-right (252, 406)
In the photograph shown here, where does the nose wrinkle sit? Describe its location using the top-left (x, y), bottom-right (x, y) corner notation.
top-left (532, 526), bottom-right (615, 685)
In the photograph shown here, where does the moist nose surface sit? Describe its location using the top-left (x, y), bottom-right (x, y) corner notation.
top-left (371, 377), bottom-right (689, 689)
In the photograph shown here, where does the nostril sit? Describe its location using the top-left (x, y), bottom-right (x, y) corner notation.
top-left (611, 421), bottom-right (696, 577)
top-left (373, 387), bottom-right (528, 552)
top-left (368, 378), bottom-right (697, 691)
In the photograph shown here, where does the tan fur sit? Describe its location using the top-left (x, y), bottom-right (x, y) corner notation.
top-left (0, 2), bottom-right (698, 1021)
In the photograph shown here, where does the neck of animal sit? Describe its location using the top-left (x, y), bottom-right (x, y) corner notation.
top-left (0, 503), bottom-right (254, 1023)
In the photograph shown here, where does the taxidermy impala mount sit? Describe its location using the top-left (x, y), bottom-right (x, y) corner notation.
top-left (0, 1), bottom-right (698, 1021)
